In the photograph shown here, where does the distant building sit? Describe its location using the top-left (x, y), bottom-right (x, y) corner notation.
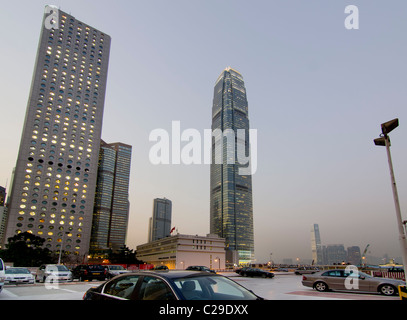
top-left (90, 140), bottom-right (132, 255)
top-left (311, 224), bottom-right (323, 265)
top-left (347, 246), bottom-right (361, 265)
top-left (325, 244), bottom-right (347, 265)
top-left (148, 198), bottom-right (172, 242)
top-left (137, 233), bottom-right (226, 270)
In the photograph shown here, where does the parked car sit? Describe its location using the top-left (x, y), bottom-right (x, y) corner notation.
top-left (294, 267), bottom-right (320, 275)
top-left (72, 264), bottom-right (107, 281)
top-left (36, 264), bottom-right (73, 283)
top-left (153, 265), bottom-right (168, 270)
top-left (105, 265), bottom-right (130, 279)
top-left (235, 267), bottom-right (274, 278)
top-left (83, 270), bottom-right (264, 300)
top-left (185, 266), bottom-right (216, 273)
top-left (302, 269), bottom-right (405, 296)
top-left (0, 258), bottom-right (5, 293)
top-left (4, 267), bottom-right (35, 285)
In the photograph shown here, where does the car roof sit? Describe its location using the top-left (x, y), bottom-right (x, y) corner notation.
top-left (117, 270), bottom-right (219, 280)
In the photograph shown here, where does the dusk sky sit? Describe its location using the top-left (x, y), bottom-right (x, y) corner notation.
top-left (1, 1), bottom-right (407, 264)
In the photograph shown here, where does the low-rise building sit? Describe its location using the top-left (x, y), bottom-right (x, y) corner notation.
top-left (136, 233), bottom-right (225, 270)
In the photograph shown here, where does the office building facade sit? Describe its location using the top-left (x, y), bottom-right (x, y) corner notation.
top-left (137, 233), bottom-right (226, 270)
top-left (210, 67), bottom-right (254, 266)
top-left (148, 198), bottom-right (172, 242)
top-left (3, 7), bottom-right (111, 258)
top-left (347, 246), bottom-right (362, 266)
top-left (90, 141), bottom-right (132, 255)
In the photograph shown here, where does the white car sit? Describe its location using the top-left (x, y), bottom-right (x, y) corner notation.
top-left (105, 265), bottom-right (130, 279)
top-left (5, 267), bottom-right (35, 285)
top-left (0, 258), bottom-right (5, 293)
top-left (36, 264), bottom-right (73, 283)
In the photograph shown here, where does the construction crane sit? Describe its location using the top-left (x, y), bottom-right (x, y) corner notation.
top-left (360, 244), bottom-right (370, 266)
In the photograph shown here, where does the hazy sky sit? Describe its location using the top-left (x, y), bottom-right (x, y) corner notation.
top-left (1, 1), bottom-right (407, 264)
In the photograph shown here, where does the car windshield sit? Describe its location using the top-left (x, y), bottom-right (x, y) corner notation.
top-left (109, 266), bottom-right (124, 270)
top-left (89, 265), bottom-right (104, 270)
top-left (47, 265), bottom-right (69, 271)
top-left (174, 275), bottom-right (259, 300)
top-left (6, 268), bottom-right (31, 274)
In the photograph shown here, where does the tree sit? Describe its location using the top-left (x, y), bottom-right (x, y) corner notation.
top-left (0, 232), bottom-right (56, 266)
top-left (107, 246), bottom-right (144, 265)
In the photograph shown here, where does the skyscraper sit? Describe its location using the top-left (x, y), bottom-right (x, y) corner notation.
top-left (210, 67), bottom-right (254, 266)
top-left (90, 140), bottom-right (132, 255)
top-left (3, 7), bottom-right (111, 258)
top-left (148, 198), bottom-right (172, 242)
top-left (311, 224), bottom-right (323, 265)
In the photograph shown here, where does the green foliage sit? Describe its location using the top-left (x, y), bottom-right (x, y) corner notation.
top-left (107, 246), bottom-right (144, 265)
top-left (0, 232), bottom-right (56, 267)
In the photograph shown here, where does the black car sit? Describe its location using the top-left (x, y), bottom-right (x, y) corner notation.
top-left (235, 267), bottom-right (274, 278)
top-left (72, 264), bottom-right (107, 281)
top-left (185, 266), bottom-right (216, 273)
top-left (83, 270), bottom-right (264, 300)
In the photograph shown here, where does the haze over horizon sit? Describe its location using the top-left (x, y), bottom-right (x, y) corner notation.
top-left (1, 0), bottom-right (407, 264)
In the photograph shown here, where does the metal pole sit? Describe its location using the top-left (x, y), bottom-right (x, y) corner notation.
top-left (384, 136), bottom-right (407, 285)
top-left (57, 235), bottom-right (64, 265)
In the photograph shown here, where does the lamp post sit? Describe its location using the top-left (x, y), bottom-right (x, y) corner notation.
top-left (57, 232), bottom-right (70, 265)
top-left (374, 118), bottom-right (407, 284)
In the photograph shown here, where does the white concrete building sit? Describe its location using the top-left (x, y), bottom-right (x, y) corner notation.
top-left (136, 233), bottom-right (226, 270)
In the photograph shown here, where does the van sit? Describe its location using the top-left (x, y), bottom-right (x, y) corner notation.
top-left (0, 258), bottom-right (5, 293)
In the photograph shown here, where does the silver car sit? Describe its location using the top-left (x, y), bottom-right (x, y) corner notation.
top-left (5, 267), bottom-right (35, 285)
top-left (36, 264), bottom-right (73, 283)
top-left (302, 269), bottom-right (405, 296)
top-left (105, 265), bottom-right (130, 279)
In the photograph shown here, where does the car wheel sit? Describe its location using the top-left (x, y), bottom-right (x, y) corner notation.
top-left (314, 281), bottom-right (329, 292)
top-left (379, 284), bottom-right (397, 296)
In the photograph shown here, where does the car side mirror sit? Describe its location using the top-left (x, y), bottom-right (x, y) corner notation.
top-left (360, 276), bottom-right (365, 280)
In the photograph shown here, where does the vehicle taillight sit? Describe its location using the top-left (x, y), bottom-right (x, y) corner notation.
top-left (302, 276), bottom-right (307, 281)
top-left (84, 270), bottom-right (88, 275)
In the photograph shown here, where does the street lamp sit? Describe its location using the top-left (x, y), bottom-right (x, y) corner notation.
top-left (57, 232), bottom-right (70, 265)
top-left (374, 118), bottom-right (407, 285)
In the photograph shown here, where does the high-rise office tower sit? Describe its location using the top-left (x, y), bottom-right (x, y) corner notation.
top-left (311, 224), bottom-right (323, 265)
top-left (210, 67), bottom-right (254, 266)
top-left (347, 246), bottom-right (361, 266)
top-left (148, 198), bottom-right (172, 242)
top-left (0, 187), bottom-right (6, 246)
top-left (3, 7), bottom-right (111, 258)
top-left (90, 141), bottom-right (132, 255)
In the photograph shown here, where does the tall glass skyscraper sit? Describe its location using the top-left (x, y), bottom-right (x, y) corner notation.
top-left (3, 7), bottom-right (111, 258)
top-left (311, 224), bottom-right (323, 265)
top-left (210, 67), bottom-right (254, 266)
top-left (148, 198), bottom-right (172, 242)
top-left (90, 141), bottom-right (132, 255)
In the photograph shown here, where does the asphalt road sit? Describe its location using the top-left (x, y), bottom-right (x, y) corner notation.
top-left (0, 273), bottom-right (400, 300)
